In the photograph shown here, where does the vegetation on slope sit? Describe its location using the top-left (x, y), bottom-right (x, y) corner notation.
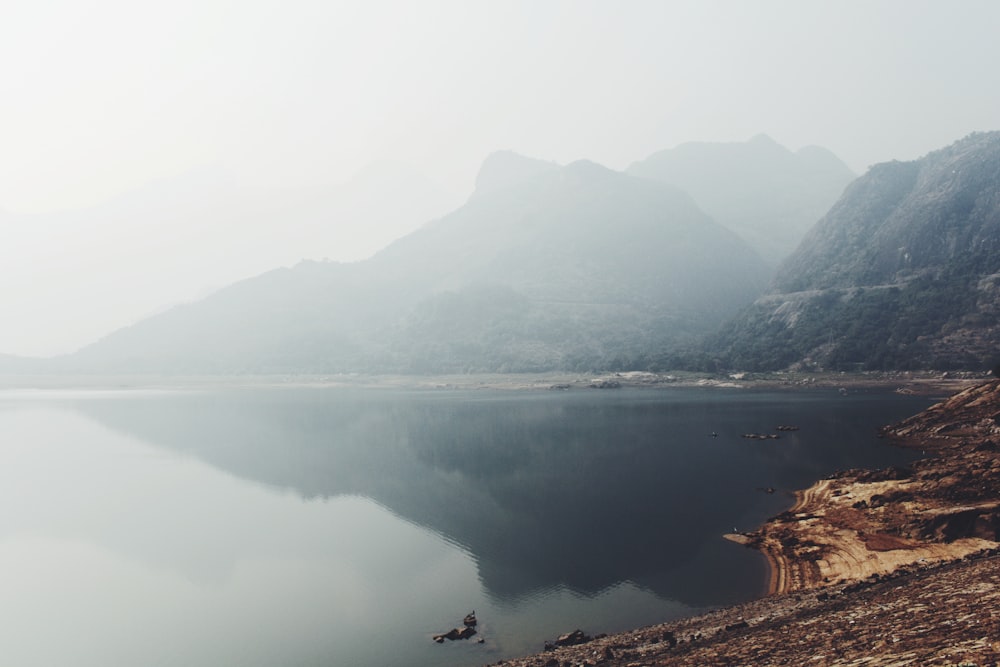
top-left (716, 132), bottom-right (1000, 372)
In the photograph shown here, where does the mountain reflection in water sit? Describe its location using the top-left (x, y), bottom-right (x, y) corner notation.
top-left (73, 386), bottom-right (931, 607)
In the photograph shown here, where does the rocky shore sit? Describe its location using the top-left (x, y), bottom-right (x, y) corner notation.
top-left (744, 380), bottom-right (1000, 595)
top-left (486, 380), bottom-right (1000, 667)
top-left (487, 550), bottom-right (1000, 666)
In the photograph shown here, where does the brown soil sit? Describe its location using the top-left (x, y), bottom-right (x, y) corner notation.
top-left (488, 550), bottom-right (1000, 667)
top-left (746, 380), bottom-right (1000, 595)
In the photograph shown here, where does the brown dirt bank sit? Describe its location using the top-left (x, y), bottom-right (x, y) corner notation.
top-left (487, 549), bottom-right (1000, 667)
top-left (745, 380), bottom-right (1000, 595)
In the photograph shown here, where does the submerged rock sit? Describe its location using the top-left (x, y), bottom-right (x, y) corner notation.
top-left (433, 611), bottom-right (479, 643)
top-left (433, 626), bottom-right (477, 643)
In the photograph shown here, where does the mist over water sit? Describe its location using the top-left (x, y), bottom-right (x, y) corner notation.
top-left (0, 386), bottom-right (932, 666)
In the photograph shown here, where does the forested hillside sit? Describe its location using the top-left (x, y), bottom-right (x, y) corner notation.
top-left (715, 132), bottom-right (1000, 371)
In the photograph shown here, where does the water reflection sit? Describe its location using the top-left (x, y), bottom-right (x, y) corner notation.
top-left (69, 387), bottom-right (930, 607)
top-left (0, 403), bottom-right (492, 667)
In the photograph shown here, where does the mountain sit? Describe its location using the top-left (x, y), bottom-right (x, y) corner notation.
top-left (0, 162), bottom-right (461, 358)
top-left (472, 150), bottom-right (559, 197)
top-left (628, 134), bottom-right (856, 265)
top-left (0, 353), bottom-right (45, 374)
top-left (61, 157), bottom-right (771, 374)
top-left (716, 131), bottom-right (1000, 371)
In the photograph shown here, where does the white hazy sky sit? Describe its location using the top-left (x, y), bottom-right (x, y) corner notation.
top-left (2, 0), bottom-right (999, 356)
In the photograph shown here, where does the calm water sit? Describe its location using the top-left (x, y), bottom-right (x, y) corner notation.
top-left (0, 385), bottom-right (934, 666)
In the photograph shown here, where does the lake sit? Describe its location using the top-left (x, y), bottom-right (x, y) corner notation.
top-left (0, 385), bottom-right (934, 666)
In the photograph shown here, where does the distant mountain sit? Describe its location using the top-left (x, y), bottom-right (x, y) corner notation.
top-left (716, 131), bottom-right (1000, 371)
top-left (0, 162), bottom-right (461, 357)
top-left (0, 353), bottom-right (45, 374)
top-left (62, 157), bottom-right (771, 374)
top-left (628, 135), bottom-right (856, 265)
top-left (472, 150), bottom-right (560, 197)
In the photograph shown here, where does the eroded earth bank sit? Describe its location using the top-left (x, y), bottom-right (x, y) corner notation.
top-left (487, 381), bottom-right (1000, 666)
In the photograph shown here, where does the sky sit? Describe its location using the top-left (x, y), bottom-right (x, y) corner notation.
top-left (2, 0), bottom-right (1000, 357)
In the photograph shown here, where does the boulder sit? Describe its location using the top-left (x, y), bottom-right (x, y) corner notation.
top-left (432, 626), bottom-right (477, 642)
top-left (554, 629), bottom-right (591, 647)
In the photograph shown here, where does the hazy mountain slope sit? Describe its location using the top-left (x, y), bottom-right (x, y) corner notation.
top-left (716, 131), bottom-right (1000, 371)
top-left (628, 134), bottom-right (856, 265)
top-left (0, 162), bottom-right (460, 358)
top-left (65, 158), bottom-right (771, 374)
top-left (0, 353), bottom-right (46, 374)
top-left (65, 261), bottom-right (377, 373)
top-left (379, 161), bottom-right (772, 371)
top-left (471, 150), bottom-right (560, 197)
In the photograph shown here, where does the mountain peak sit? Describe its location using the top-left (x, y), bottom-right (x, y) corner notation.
top-left (748, 133), bottom-right (781, 147)
top-left (64, 156), bottom-right (770, 375)
top-left (561, 159), bottom-right (617, 180)
top-left (473, 151), bottom-right (559, 197)
top-left (627, 136), bottom-right (855, 265)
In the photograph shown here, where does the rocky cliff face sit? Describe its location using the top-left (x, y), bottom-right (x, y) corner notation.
top-left (717, 132), bottom-right (1000, 371)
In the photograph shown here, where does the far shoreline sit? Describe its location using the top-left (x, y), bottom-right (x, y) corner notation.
top-left (0, 369), bottom-right (985, 395)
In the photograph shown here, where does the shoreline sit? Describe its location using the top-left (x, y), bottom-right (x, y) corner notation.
top-left (0, 369), bottom-right (984, 394)
top-left (488, 380), bottom-right (1000, 666)
top-left (746, 473), bottom-right (998, 596)
top-left (488, 548), bottom-right (1000, 666)
top-left (740, 381), bottom-right (1000, 596)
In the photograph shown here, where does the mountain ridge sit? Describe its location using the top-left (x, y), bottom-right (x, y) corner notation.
top-left (56, 158), bottom-right (771, 374)
top-left (628, 135), bottom-right (856, 264)
top-left (716, 131), bottom-right (1000, 371)
top-left (472, 150), bottom-right (560, 198)
top-left (0, 161), bottom-right (461, 358)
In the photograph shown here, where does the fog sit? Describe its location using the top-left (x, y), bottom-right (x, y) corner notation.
top-left (2, 0), bottom-right (999, 357)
